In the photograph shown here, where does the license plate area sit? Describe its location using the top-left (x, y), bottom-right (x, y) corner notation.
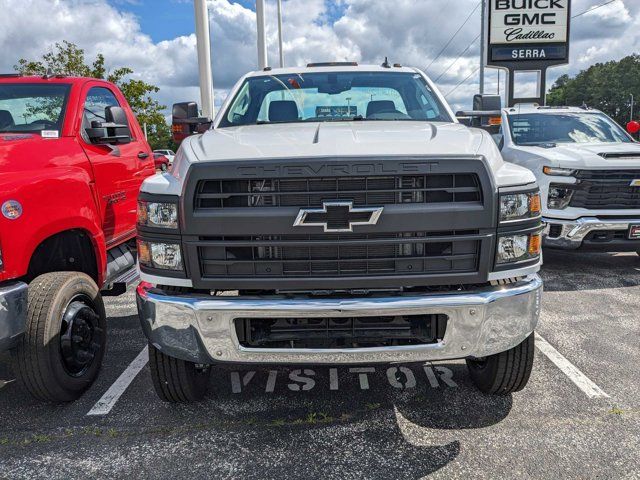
top-left (629, 225), bottom-right (640, 240)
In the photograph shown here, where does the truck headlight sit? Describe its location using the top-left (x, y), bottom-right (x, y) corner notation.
top-left (138, 240), bottom-right (183, 271)
top-left (543, 166), bottom-right (576, 177)
top-left (499, 191), bottom-right (541, 223)
top-left (137, 200), bottom-right (178, 229)
top-left (496, 233), bottom-right (541, 265)
top-left (548, 184), bottom-right (575, 210)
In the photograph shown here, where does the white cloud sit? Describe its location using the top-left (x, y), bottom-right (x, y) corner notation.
top-left (0, 0), bottom-right (638, 114)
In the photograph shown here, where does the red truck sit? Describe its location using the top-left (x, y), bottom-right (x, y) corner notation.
top-left (0, 74), bottom-right (155, 402)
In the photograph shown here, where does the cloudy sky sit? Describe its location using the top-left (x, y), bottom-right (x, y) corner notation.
top-left (0, 0), bottom-right (637, 115)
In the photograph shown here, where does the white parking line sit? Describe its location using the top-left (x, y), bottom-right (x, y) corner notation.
top-left (535, 333), bottom-right (610, 399)
top-left (87, 346), bottom-right (149, 416)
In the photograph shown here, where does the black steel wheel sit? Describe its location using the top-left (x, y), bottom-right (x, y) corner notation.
top-left (59, 296), bottom-right (104, 377)
top-left (12, 272), bottom-right (106, 402)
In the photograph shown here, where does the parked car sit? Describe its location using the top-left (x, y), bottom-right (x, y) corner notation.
top-left (0, 74), bottom-right (155, 402)
top-left (153, 152), bottom-right (170, 171)
top-left (154, 149), bottom-right (175, 163)
top-left (495, 105), bottom-right (640, 252)
top-left (138, 63), bottom-right (543, 402)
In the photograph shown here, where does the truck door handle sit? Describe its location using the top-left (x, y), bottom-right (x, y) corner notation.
top-left (138, 152), bottom-right (149, 159)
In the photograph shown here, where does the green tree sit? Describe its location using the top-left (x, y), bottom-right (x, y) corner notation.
top-left (15, 41), bottom-right (173, 149)
top-left (547, 54), bottom-right (640, 126)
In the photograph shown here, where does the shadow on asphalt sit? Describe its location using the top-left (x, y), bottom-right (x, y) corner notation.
top-left (541, 249), bottom-right (640, 292)
top-left (116, 363), bottom-right (512, 478)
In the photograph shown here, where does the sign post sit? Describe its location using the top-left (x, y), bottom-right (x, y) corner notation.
top-left (485, 0), bottom-right (571, 107)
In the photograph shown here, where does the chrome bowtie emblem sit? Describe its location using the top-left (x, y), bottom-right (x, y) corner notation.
top-left (630, 179), bottom-right (640, 187)
top-left (293, 201), bottom-right (384, 233)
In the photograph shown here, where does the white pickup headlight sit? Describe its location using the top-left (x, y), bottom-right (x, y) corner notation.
top-left (499, 191), bottom-right (541, 223)
top-left (138, 240), bottom-right (183, 271)
top-left (543, 166), bottom-right (576, 177)
top-left (548, 185), bottom-right (575, 210)
top-left (137, 200), bottom-right (178, 229)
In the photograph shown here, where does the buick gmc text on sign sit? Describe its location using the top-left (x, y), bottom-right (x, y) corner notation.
top-left (488, 0), bottom-right (570, 66)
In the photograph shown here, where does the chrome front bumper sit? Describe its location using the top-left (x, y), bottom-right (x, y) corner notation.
top-left (0, 281), bottom-right (28, 352)
top-left (136, 275), bottom-right (542, 365)
top-left (543, 217), bottom-right (639, 249)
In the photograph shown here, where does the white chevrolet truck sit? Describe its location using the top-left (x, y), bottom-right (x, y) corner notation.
top-left (136, 63), bottom-right (543, 402)
top-left (497, 105), bottom-right (640, 251)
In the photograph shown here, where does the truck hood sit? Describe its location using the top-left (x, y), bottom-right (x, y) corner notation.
top-left (145, 121), bottom-right (536, 196)
top-left (518, 142), bottom-right (640, 169)
top-left (188, 122), bottom-right (485, 161)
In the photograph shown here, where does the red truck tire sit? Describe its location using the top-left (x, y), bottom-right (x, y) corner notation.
top-left (12, 272), bottom-right (106, 402)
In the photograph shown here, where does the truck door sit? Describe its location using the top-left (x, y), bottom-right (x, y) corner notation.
top-left (80, 85), bottom-right (153, 246)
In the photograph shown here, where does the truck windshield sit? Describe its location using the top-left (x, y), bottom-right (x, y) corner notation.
top-left (0, 83), bottom-right (71, 133)
top-left (508, 112), bottom-right (632, 146)
top-left (219, 71), bottom-right (452, 127)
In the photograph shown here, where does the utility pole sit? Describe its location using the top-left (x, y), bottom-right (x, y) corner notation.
top-left (277, 0), bottom-right (284, 68)
top-left (256, 0), bottom-right (268, 70)
top-left (194, 0), bottom-right (215, 119)
top-left (631, 94), bottom-right (635, 121)
top-left (479, 0), bottom-right (486, 94)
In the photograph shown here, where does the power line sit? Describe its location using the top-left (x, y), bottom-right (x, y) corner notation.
top-left (572, 0), bottom-right (620, 18)
top-left (445, 66), bottom-right (480, 98)
top-left (426, 1), bottom-right (481, 71)
top-left (435, 33), bottom-right (481, 82)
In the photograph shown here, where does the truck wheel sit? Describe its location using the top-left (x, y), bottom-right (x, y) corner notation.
top-left (466, 333), bottom-right (534, 395)
top-left (149, 343), bottom-right (211, 402)
top-left (12, 272), bottom-right (106, 402)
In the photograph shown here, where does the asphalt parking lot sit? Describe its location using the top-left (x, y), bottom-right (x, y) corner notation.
top-left (1, 250), bottom-right (639, 479)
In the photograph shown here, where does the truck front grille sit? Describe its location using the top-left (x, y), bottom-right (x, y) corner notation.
top-left (194, 174), bottom-right (482, 209)
top-left (234, 313), bottom-right (448, 349)
top-left (197, 231), bottom-right (481, 278)
top-left (569, 170), bottom-right (640, 209)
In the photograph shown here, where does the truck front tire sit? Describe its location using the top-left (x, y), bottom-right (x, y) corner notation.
top-left (466, 333), bottom-right (534, 395)
top-left (149, 343), bottom-right (211, 402)
top-left (12, 272), bottom-right (106, 402)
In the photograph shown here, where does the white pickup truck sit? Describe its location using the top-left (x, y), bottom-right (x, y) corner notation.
top-left (136, 63), bottom-right (543, 402)
top-left (497, 105), bottom-right (640, 252)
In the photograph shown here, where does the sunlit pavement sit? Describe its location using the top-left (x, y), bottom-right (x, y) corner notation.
top-left (1, 251), bottom-right (639, 479)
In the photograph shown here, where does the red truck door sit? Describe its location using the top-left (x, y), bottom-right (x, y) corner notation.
top-left (79, 84), bottom-right (154, 246)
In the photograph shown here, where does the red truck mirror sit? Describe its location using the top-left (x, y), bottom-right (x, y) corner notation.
top-left (86, 106), bottom-right (132, 145)
top-left (172, 102), bottom-right (212, 143)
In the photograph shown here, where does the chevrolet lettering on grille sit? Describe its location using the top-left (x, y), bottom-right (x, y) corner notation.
top-left (293, 201), bottom-right (384, 233)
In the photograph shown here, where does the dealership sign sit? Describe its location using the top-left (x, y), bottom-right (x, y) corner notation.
top-left (487, 0), bottom-right (571, 67)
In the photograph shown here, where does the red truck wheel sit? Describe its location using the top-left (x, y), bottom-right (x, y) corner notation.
top-left (11, 272), bottom-right (106, 402)
top-left (149, 343), bottom-right (211, 402)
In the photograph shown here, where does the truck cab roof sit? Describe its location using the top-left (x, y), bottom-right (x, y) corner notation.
top-left (503, 105), bottom-right (605, 116)
top-left (243, 64), bottom-right (422, 78)
top-left (0, 75), bottom-right (111, 87)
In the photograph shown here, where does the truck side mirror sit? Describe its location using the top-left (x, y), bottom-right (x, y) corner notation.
top-left (172, 101), bottom-right (212, 143)
top-left (86, 106), bottom-right (132, 145)
top-left (473, 94), bottom-right (502, 112)
top-left (456, 94), bottom-right (503, 134)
